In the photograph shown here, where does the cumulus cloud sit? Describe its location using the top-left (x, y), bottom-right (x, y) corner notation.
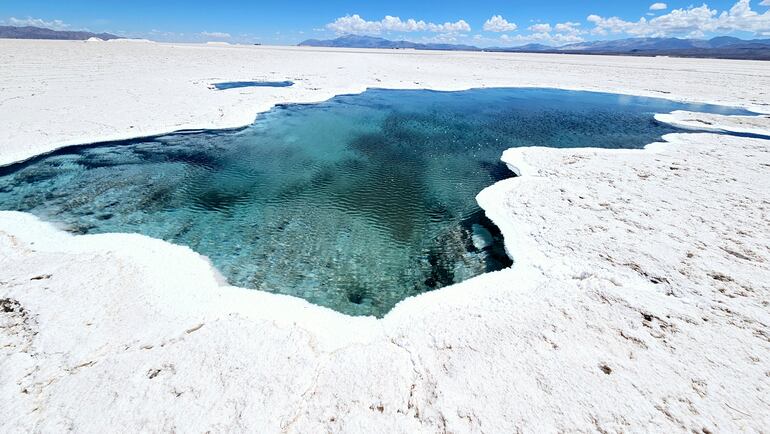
top-left (483, 15), bottom-right (517, 32)
top-left (6, 16), bottom-right (70, 30)
top-left (650, 3), bottom-right (668, 11)
top-left (528, 23), bottom-right (552, 33)
top-left (200, 31), bottom-right (231, 38)
top-left (718, 0), bottom-right (770, 33)
top-left (326, 14), bottom-right (471, 34)
top-left (506, 32), bottom-right (584, 45)
top-left (554, 22), bottom-right (582, 33)
top-left (504, 21), bottom-right (585, 45)
top-left (503, 21), bottom-right (585, 45)
top-left (588, 0), bottom-right (770, 38)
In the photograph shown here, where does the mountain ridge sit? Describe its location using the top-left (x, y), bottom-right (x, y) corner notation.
top-left (299, 34), bottom-right (478, 51)
top-left (300, 34), bottom-right (770, 60)
top-left (0, 25), bottom-right (121, 41)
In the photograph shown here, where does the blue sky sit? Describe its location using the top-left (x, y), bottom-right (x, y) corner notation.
top-left (1, 0), bottom-right (769, 46)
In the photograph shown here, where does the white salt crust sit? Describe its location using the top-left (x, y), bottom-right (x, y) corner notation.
top-left (1, 40), bottom-right (769, 432)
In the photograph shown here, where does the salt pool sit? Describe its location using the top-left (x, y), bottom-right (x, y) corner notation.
top-left (213, 80), bottom-right (294, 90)
top-left (0, 88), bottom-right (749, 316)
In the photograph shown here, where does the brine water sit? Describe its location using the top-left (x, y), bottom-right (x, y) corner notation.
top-left (0, 88), bottom-right (748, 316)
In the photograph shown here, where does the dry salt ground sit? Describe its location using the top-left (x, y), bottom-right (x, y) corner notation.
top-left (1, 39), bottom-right (769, 432)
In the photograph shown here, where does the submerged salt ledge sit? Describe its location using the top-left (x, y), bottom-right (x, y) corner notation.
top-left (1, 41), bottom-right (770, 432)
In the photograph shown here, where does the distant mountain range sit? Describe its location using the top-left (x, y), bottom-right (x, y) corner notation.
top-left (3, 26), bottom-right (768, 60)
top-left (0, 26), bottom-right (120, 41)
top-left (556, 36), bottom-right (770, 52)
top-left (300, 35), bottom-right (770, 60)
top-left (298, 34), bottom-right (478, 52)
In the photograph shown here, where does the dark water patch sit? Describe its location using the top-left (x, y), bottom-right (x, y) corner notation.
top-left (460, 209), bottom-right (513, 272)
top-left (213, 80), bottom-right (294, 90)
top-left (479, 161), bottom-right (514, 183)
top-left (0, 88), bottom-right (751, 317)
top-left (714, 130), bottom-right (770, 141)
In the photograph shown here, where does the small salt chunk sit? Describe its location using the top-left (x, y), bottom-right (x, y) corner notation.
top-left (471, 224), bottom-right (494, 250)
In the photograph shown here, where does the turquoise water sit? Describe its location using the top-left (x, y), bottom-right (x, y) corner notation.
top-left (0, 88), bottom-right (749, 316)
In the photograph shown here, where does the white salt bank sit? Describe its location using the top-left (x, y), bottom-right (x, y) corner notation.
top-left (1, 40), bottom-right (769, 432)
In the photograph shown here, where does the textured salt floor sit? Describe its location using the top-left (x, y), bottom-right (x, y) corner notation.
top-left (1, 40), bottom-right (769, 432)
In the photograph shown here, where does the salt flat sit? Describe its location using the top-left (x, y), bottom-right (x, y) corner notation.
top-left (2, 39), bottom-right (770, 166)
top-left (1, 39), bottom-right (769, 432)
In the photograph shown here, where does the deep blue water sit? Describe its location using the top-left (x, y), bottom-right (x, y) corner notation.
top-left (0, 88), bottom-right (750, 316)
top-left (213, 81), bottom-right (294, 90)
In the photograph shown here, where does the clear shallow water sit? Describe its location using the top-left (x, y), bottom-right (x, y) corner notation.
top-left (0, 88), bottom-right (750, 317)
top-left (213, 81), bottom-right (294, 90)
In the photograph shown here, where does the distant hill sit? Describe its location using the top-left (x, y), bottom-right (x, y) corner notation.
top-left (558, 36), bottom-right (770, 52)
top-left (300, 35), bottom-right (410, 49)
top-left (559, 37), bottom-right (707, 52)
top-left (0, 25), bottom-right (121, 41)
top-left (300, 34), bottom-right (770, 60)
top-left (299, 35), bottom-right (479, 52)
top-left (553, 36), bottom-right (770, 60)
top-left (487, 43), bottom-right (552, 52)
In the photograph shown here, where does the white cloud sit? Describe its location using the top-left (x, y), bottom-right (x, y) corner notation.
top-left (326, 14), bottom-right (470, 35)
top-left (718, 0), bottom-right (770, 33)
top-left (507, 32), bottom-right (585, 45)
top-left (503, 21), bottom-right (584, 45)
top-left (6, 16), bottom-right (70, 30)
top-left (588, 0), bottom-right (770, 38)
top-left (761, 0), bottom-right (770, 5)
top-left (528, 23), bottom-right (552, 33)
top-left (650, 3), bottom-right (668, 11)
top-left (483, 15), bottom-right (518, 32)
top-left (509, 22), bottom-right (585, 45)
top-left (200, 31), bottom-right (231, 38)
top-left (554, 22), bottom-right (582, 34)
